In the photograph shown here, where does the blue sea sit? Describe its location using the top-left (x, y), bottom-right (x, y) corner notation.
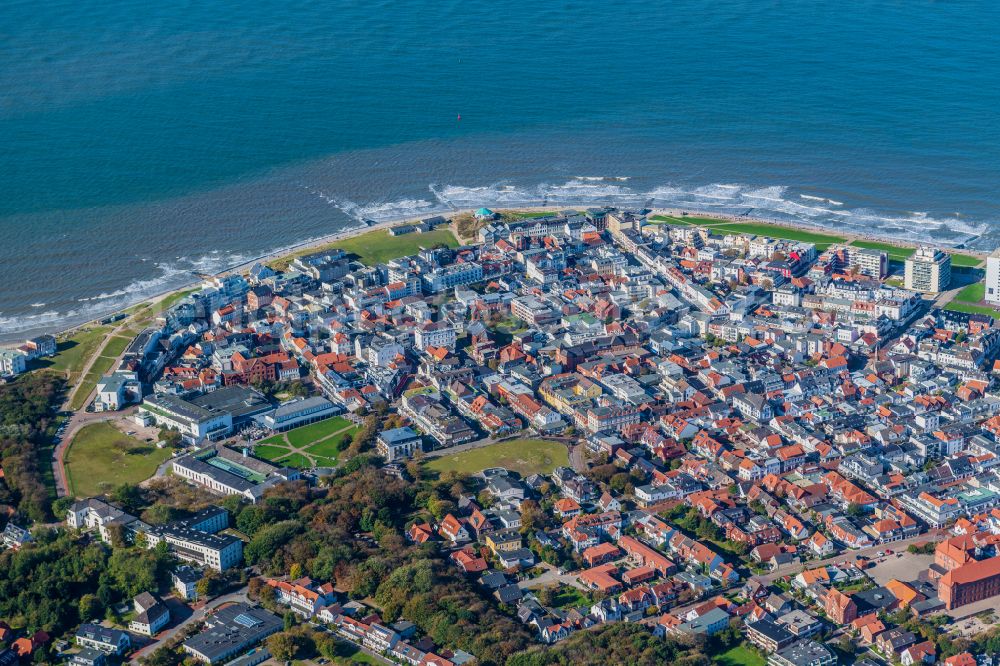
top-left (3, 0), bottom-right (1000, 339)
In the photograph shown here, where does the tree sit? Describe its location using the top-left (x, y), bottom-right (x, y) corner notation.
top-left (266, 632), bottom-right (299, 662)
top-left (78, 594), bottom-right (102, 621)
top-left (110, 483), bottom-right (144, 513)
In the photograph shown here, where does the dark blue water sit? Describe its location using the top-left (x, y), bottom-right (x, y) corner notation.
top-left (3, 0), bottom-right (1000, 338)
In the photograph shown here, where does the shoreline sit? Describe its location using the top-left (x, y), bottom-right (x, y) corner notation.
top-left (3, 205), bottom-right (989, 346)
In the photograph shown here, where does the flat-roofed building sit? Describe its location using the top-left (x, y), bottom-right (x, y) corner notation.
top-left (905, 246), bottom-right (951, 293)
top-left (182, 604), bottom-right (281, 664)
top-left (256, 396), bottom-right (340, 432)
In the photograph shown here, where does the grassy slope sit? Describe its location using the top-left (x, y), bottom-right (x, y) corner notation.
top-left (849, 239), bottom-right (915, 261)
top-left (703, 222), bottom-right (847, 248)
top-left (272, 227), bottom-right (459, 270)
top-left (65, 422), bottom-right (173, 497)
top-left (425, 439), bottom-right (568, 476)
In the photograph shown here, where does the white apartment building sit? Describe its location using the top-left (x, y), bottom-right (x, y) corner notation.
top-left (904, 246), bottom-right (951, 293)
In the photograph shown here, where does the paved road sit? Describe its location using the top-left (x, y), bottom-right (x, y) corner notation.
top-left (129, 588), bottom-right (249, 663)
top-left (751, 530), bottom-right (944, 585)
top-left (52, 406), bottom-right (139, 497)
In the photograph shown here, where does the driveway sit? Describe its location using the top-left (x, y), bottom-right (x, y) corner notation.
top-left (129, 588), bottom-right (248, 662)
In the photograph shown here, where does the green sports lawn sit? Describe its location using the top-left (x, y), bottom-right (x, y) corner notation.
top-left (425, 439), bottom-right (568, 476)
top-left (65, 422), bottom-right (173, 497)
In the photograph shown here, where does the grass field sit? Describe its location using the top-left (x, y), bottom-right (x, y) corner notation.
top-left (945, 300), bottom-right (1000, 317)
top-left (252, 444), bottom-right (290, 461)
top-left (713, 645), bottom-right (766, 666)
top-left (34, 326), bottom-right (113, 378)
top-left (252, 416), bottom-right (357, 468)
top-left (272, 227), bottom-right (459, 270)
top-left (952, 253), bottom-right (984, 268)
top-left (65, 422), bottom-right (173, 497)
top-left (278, 453), bottom-right (312, 469)
top-left (849, 239), bottom-right (915, 261)
top-left (502, 210), bottom-right (565, 220)
top-left (425, 439), bottom-right (568, 476)
top-left (285, 416), bottom-right (355, 449)
top-left (955, 282), bottom-right (986, 303)
top-left (101, 335), bottom-right (133, 359)
top-left (67, 335), bottom-right (136, 410)
top-left (703, 222), bottom-right (847, 249)
top-left (647, 214), bottom-right (726, 226)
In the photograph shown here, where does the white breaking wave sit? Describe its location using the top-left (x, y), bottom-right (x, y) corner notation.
top-left (431, 178), bottom-right (989, 245)
top-left (801, 194), bottom-right (844, 206)
top-left (0, 249), bottom-right (252, 337)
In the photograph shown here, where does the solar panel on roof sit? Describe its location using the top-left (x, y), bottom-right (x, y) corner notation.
top-left (233, 613), bottom-right (260, 628)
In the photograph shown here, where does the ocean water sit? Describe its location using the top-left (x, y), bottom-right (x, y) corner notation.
top-left (3, 0), bottom-right (1000, 339)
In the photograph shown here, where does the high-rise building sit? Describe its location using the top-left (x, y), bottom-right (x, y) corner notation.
top-left (986, 250), bottom-right (1000, 304)
top-left (904, 246), bottom-right (951, 293)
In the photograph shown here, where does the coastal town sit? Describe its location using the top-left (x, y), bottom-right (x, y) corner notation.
top-left (5, 207), bottom-right (1000, 666)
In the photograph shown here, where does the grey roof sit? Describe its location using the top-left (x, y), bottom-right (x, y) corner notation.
top-left (774, 640), bottom-right (835, 666)
top-left (76, 623), bottom-right (128, 647)
top-left (182, 604), bottom-right (281, 663)
top-left (379, 426), bottom-right (420, 444)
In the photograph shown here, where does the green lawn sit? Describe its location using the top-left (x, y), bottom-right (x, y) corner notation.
top-left (951, 253), bottom-right (984, 268)
top-left (65, 422), bottom-right (173, 497)
top-left (101, 335), bottom-right (133, 359)
top-left (277, 453), bottom-right (312, 469)
top-left (502, 210), bottom-right (565, 220)
top-left (67, 335), bottom-right (136, 410)
top-left (252, 417), bottom-right (356, 468)
top-left (713, 644), bottom-right (766, 666)
top-left (705, 222), bottom-right (846, 249)
top-left (945, 300), bottom-right (1000, 317)
top-left (551, 585), bottom-right (592, 609)
top-left (425, 439), bottom-right (568, 476)
top-left (157, 288), bottom-right (198, 311)
top-left (252, 444), bottom-right (291, 462)
top-left (273, 227), bottom-right (459, 269)
top-left (955, 282), bottom-right (986, 303)
top-left (285, 417), bottom-right (356, 449)
top-left (648, 214), bottom-right (727, 226)
top-left (34, 326), bottom-right (113, 378)
top-left (849, 239), bottom-right (915, 261)
top-left (303, 435), bottom-right (351, 458)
